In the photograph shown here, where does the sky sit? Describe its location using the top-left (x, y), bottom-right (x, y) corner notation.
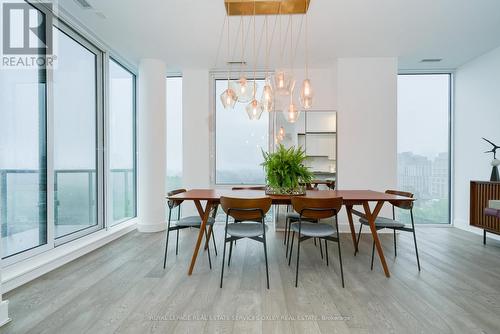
top-left (397, 74), bottom-right (450, 159)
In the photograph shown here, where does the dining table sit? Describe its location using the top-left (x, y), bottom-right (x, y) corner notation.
top-left (167, 189), bottom-right (415, 278)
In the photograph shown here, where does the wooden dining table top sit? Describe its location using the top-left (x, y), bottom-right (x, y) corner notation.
top-left (167, 189), bottom-right (414, 204)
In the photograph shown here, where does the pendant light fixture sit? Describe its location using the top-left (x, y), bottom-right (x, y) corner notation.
top-left (232, 15), bottom-right (253, 103)
top-left (283, 14), bottom-right (300, 123)
top-left (245, 1), bottom-right (263, 120)
top-left (220, 10), bottom-right (237, 109)
top-left (273, 4), bottom-right (294, 97)
top-left (260, 15), bottom-right (273, 113)
top-left (300, 11), bottom-right (313, 109)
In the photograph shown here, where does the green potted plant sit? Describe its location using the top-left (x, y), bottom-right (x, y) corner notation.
top-left (261, 144), bottom-right (314, 195)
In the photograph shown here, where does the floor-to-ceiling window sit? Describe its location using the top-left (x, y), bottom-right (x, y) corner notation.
top-left (109, 59), bottom-right (136, 225)
top-left (52, 25), bottom-right (103, 241)
top-left (0, 5), bottom-right (48, 257)
top-left (214, 78), bottom-right (268, 185)
top-left (0, 3), bottom-right (131, 262)
top-left (397, 74), bottom-right (451, 224)
top-left (166, 76), bottom-right (183, 191)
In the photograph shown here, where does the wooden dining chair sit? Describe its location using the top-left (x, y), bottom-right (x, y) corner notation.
top-left (355, 190), bottom-right (420, 271)
top-left (163, 189), bottom-right (218, 269)
top-left (219, 196), bottom-right (272, 289)
top-left (288, 196), bottom-right (344, 288)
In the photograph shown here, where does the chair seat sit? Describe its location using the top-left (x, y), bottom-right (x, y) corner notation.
top-left (359, 216), bottom-right (405, 229)
top-left (290, 222), bottom-right (336, 237)
top-left (227, 223), bottom-right (268, 238)
top-left (175, 216), bottom-right (215, 227)
top-left (485, 208), bottom-right (500, 219)
top-left (285, 212), bottom-right (317, 222)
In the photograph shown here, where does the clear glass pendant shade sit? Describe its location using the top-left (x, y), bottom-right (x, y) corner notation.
top-left (283, 102), bottom-right (300, 123)
top-left (245, 99), bottom-right (263, 120)
top-left (273, 70), bottom-right (295, 96)
top-left (261, 82), bottom-right (273, 112)
top-left (220, 86), bottom-right (237, 109)
top-left (231, 76), bottom-right (253, 103)
top-left (300, 79), bottom-right (313, 109)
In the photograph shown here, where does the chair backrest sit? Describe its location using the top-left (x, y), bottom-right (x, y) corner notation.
top-left (386, 189), bottom-right (414, 210)
top-left (167, 188), bottom-right (186, 209)
top-left (327, 180), bottom-right (336, 190)
top-left (231, 186), bottom-right (266, 190)
top-left (220, 197), bottom-right (272, 221)
top-left (291, 196), bottom-right (343, 220)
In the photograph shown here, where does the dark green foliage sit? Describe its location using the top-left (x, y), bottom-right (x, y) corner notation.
top-left (261, 144), bottom-right (314, 191)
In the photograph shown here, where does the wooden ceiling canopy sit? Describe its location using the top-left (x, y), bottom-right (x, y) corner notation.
top-left (224, 0), bottom-right (310, 16)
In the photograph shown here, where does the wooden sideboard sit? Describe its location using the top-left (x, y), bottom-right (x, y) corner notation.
top-left (470, 181), bottom-right (500, 244)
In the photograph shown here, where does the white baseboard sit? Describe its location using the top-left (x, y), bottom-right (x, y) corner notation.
top-left (0, 300), bottom-right (10, 327)
top-left (1, 219), bottom-right (137, 293)
top-left (137, 222), bottom-right (166, 233)
top-left (454, 218), bottom-right (500, 241)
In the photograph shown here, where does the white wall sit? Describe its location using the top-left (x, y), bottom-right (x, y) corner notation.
top-left (337, 58), bottom-right (398, 220)
top-left (454, 46), bottom-right (500, 238)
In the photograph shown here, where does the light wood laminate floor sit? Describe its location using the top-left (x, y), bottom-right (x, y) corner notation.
top-left (3, 226), bottom-right (500, 334)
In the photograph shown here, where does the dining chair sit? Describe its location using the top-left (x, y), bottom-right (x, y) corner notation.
top-left (219, 196), bottom-right (272, 289)
top-left (288, 196), bottom-right (344, 288)
top-left (284, 184), bottom-right (322, 258)
top-left (355, 190), bottom-right (420, 271)
top-left (163, 189), bottom-right (218, 269)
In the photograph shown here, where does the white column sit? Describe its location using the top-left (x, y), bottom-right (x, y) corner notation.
top-left (137, 59), bottom-right (167, 232)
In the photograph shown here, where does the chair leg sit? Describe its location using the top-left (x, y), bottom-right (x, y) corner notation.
top-left (355, 224), bottom-right (363, 256)
top-left (319, 238), bottom-right (324, 260)
top-left (410, 210), bottom-right (421, 271)
top-left (263, 235), bottom-right (270, 289)
top-left (211, 227), bottom-right (218, 256)
top-left (284, 217), bottom-right (288, 245)
top-left (286, 224), bottom-right (293, 259)
top-left (288, 231), bottom-right (295, 266)
top-left (337, 237), bottom-right (345, 288)
top-left (325, 239), bottom-right (329, 266)
top-left (295, 239), bottom-right (301, 287)
top-left (228, 240), bottom-right (234, 267)
top-left (413, 230), bottom-right (421, 271)
top-left (204, 228), bottom-right (212, 270)
top-left (163, 228), bottom-right (170, 269)
top-left (314, 237), bottom-right (317, 246)
top-left (175, 229), bottom-right (180, 255)
top-left (370, 240), bottom-right (375, 271)
top-left (393, 229), bottom-right (397, 257)
top-left (220, 235), bottom-right (228, 288)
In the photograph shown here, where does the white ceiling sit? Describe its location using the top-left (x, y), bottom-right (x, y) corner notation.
top-left (58, 0), bottom-right (500, 71)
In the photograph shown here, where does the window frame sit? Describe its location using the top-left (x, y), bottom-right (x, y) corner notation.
top-left (210, 72), bottom-right (271, 186)
top-left (397, 72), bottom-right (454, 225)
top-left (2, 2), bottom-right (138, 264)
top-left (107, 57), bottom-right (137, 226)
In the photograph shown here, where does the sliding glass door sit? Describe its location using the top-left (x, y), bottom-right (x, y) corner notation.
top-left (52, 25), bottom-right (103, 242)
top-left (0, 4), bottom-right (48, 258)
top-left (397, 74), bottom-right (451, 224)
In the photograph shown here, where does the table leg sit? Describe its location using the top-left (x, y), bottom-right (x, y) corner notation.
top-left (188, 200), bottom-right (214, 275)
top-left (362, 201), bottom-right (390, 278)
top-left (345, 205), bottom-right (358, 255)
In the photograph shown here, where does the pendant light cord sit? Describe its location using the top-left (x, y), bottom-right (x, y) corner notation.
top-left (252, 0), bottom-right (257, 97)
top-left (305, 11), bottom-right (309, 79)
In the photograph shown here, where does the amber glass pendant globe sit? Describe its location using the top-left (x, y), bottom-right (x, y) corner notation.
top-left (273, 70), bottom-right (295, 96)
top-left (246, 99), bottom-right (263, 120)
top-left (283, 102), bottom-right (300, 123)
top-left (261, 82), bottom-right (273, 112)
top-left (220, 87), bottom-right (237, 109)
top-left (231, 76), bottom-right (253, 103)
top-left (300, 79), bottom-right (313, 109)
